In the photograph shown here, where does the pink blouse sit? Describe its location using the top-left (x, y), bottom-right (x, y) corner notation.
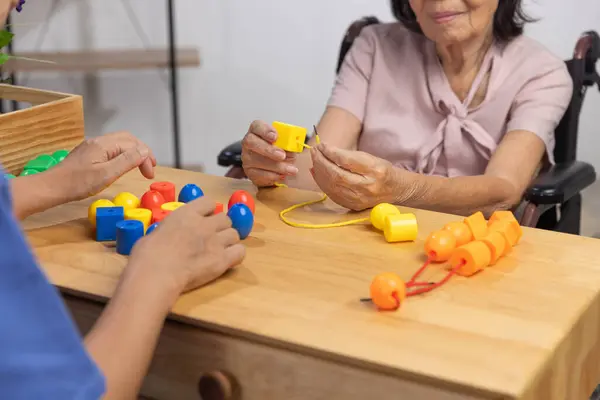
top-left (327, 23), bottom-right (573, 177)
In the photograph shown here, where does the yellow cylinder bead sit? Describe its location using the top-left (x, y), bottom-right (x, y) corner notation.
top-left (113, 192), bottom-right (141, 211)
top-left (161, 201), bottom-right (185, 212)
top-left (125, 208), bottom-right (152, 232)
top-left (383, 213), bottom-right (418, 243)
top-left (370, 203), bottom-right (402, 231)
top-left (88, 199), bottom-right (115, 228)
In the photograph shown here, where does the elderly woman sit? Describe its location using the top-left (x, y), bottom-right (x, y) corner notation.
top-left (240, 0), bottom-right (572, 216)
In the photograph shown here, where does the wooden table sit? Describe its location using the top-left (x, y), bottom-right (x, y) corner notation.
top-left (23, 167), bottom-right (600, 400)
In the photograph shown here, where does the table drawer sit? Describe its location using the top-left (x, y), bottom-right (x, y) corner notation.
top-left (64, 295), bottom-right (486, 400)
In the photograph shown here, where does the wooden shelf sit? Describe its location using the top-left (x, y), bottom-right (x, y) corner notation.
top-left (2, 48), bottom-right (200, 73)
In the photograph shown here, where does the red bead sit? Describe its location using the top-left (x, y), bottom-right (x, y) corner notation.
top-left (152, 208), bottom-right (171, 224)
top-left (150, 181), bottom-right (176, 203)
top-left (140, 190), bottom-right (166, 210)
top-left (214, 202), bottom-right (224, 214)
top-left (228, 190), bottom-right (255, 214)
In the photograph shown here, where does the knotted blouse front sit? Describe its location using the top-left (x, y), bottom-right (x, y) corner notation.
top-left (327, 23), bottom-right (573, 177)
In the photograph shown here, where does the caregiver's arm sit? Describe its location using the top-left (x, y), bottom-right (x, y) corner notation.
top-left (394, 130), bottom-right (545, 216)
top-left (9, 169), bottom-right (73, 221)
top-left (84, 197), bottom-right (245, 399)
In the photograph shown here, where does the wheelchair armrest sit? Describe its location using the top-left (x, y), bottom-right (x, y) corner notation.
top-left (217, 140), bottom-right (243, 168)
top-left (525, 161), bottom-right (596, 205)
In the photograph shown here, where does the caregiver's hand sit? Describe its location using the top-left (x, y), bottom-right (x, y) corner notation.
top-left (310, 143), bottom-right (403, 211)
top-left (241, 120), bottom-right (299, 187)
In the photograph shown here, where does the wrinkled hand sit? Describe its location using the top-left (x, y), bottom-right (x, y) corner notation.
top-left (129, 196), bottom-right (246, 294)
top-left (55, 131), bottom-right (156, 201)
top-left (241, 120), bottom-right (298, 187)
top-left (310, 143), bottom-right (400, 211)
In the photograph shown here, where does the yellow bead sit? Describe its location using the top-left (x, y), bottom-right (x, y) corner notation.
top-left (88, 199), bottom-right (115, 228)
top-left (113, 192), bottom-right (140, 211)
top-left (161, 201), bottom-right (185, 212)
top-left (125, 208), bottom-right (152, 232)
top-left (272, 121), bottom-right (308, 153)
top-left (370, 203), bottom-right (401, 231)
top-left (383, 213), bottom-right (418, 243)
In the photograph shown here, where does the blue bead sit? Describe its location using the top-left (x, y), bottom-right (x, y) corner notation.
top-left (96, 206), bottom-right (125, 241)
top-left (146, 222), bottom-right (159, 235)
top-left (178, 183), bottom-right (204, 203)
top-left (227, 203), bottom-right (254, 240)
top-left (116, 220), bottom-right (144, 256)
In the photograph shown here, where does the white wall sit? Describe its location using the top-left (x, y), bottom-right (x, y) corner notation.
top-left (10, 0), bottom-right (600, 175)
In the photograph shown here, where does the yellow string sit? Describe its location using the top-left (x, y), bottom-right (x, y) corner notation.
top-left (276, 185), bottom-right (370, 229)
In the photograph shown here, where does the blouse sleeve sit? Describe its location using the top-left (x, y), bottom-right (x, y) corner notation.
top-left (326, 26), bottom-right (376, 122)
top-left (505, 61), bottom-right (573, 164)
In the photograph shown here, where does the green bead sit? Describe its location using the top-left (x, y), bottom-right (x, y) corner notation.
top-left (24, 154), bottom-right (57, 172)
top-left (20, 169), bottom-right (39, 176)
top-left (5, 173), bottom-right (16, 179)
top-left (52, 149), bottom-right (69, 163)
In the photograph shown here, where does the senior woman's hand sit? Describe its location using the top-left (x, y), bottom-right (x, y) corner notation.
top-left (241, 120), bottom-right (299, 187)
top-left (310, 143), bottom-right (403, 211)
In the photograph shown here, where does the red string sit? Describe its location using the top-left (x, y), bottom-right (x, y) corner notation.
top-left (406, 260), bottom-right (466, 297)
top-left (361, 254), bottom-right (466, 304)
top-left (406, 256), bottom-right (432, 287)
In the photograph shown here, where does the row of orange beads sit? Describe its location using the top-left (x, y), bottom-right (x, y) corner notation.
top-left (427, 210), bottom-right (522, 276)
top-left (369, 210), bottom-right (522, 311)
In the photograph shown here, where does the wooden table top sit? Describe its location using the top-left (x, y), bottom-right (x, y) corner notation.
top-left (23, 167), bottom-right (600, 399)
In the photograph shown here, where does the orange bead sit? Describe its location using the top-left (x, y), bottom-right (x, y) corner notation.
top-left (228, 190), bottom-right (255, 214)
top-left (150, 181), bottom-right (176, 203)
top-left (369, 273), bottom-right (406, 311)
top-left (151, 208), bottom-right (171, 224)
top-left (480, 231), bottom-right (506, 265)
top-left (488, 210), bottom-right (523, 243)
top-left (489, 220), bottom-right (521, 247)
top-left (424, 230), bottom-right (457, 262)
top-left (464, 211), bottom-right (488, 240)
top-left (488, 210), bottom-right (514, 225)
top-left (214, 202), bottom-right (224, 214)
top-left (443, 221), bottom-right (473, 246)
top-left (449, 241), bottom-right (491, 277)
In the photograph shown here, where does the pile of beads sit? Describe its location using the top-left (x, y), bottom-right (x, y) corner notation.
top-left (4, 149), bottom-right (70, 179)
top-left (89, 183), bottom-right (255, 256)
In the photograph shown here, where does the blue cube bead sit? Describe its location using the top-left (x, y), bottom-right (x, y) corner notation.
top-left (96, 206), bottom-right (125, 241)
top-left (116, 220), bottom-right (144, 256)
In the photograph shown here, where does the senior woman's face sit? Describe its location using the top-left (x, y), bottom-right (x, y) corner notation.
top-left (409, 0), bottom-right (498, 44)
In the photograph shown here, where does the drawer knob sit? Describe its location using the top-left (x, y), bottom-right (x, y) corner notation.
top-left (198, 371), bottom-right (234, 400)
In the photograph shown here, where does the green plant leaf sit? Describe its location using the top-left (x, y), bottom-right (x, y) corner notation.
top-left (0, 53), bottom-right (10, 65)
top-left (0, 30), bottom-right (14, 48)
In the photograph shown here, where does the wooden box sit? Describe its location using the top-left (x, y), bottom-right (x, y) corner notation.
top-left (0, 84), bottom-right (85, 175)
